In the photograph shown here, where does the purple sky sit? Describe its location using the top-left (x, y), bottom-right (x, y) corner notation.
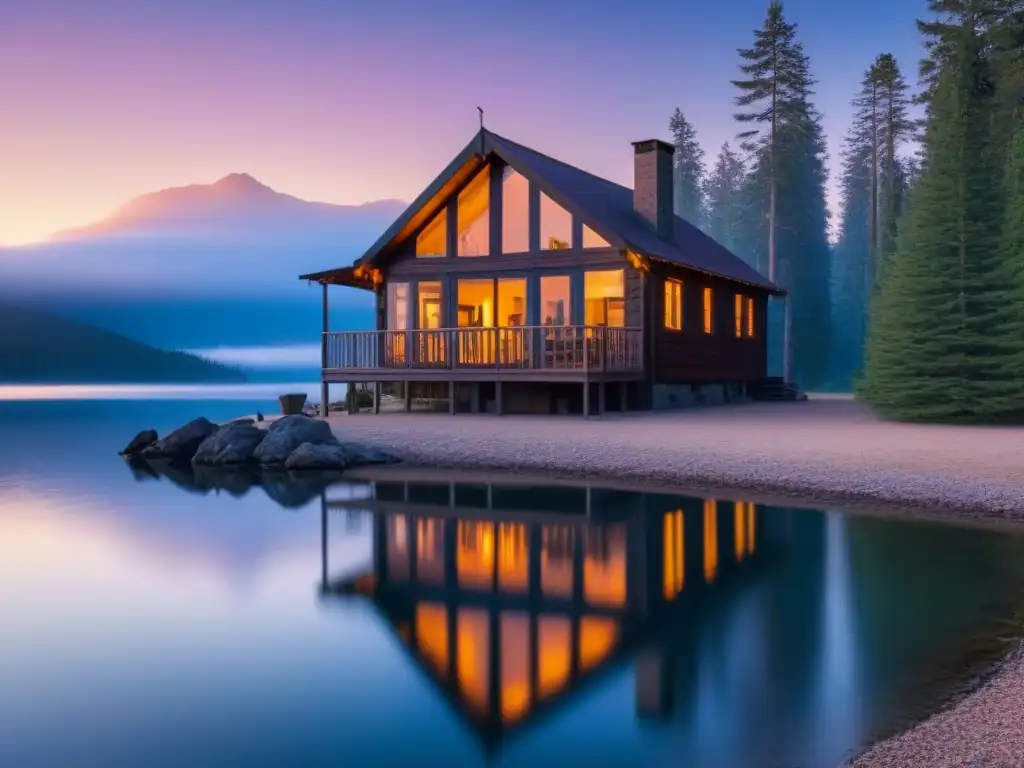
top-left (1, 0), bottom-right (925, 245)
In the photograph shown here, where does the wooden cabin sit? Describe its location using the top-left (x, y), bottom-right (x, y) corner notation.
top-left (300, 129), bottom-right (783, 415)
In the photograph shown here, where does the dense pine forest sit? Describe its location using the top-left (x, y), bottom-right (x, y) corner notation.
top-left (669, 0), bottom-right (1024, 423)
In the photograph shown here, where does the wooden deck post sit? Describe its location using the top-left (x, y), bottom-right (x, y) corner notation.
top-left (449, 380), bottom-right (456, 414)
top-left (582, 381), bottom-right (590, 418)
top-left (321, 282), bottom-right (329, 420)
top-left (373, 381), bottom-right (381, 414)
top-left (620, 382), bottom-right (629, 412)
top-left (495, 381), bottom-right (503, 415)
top-left (404, 382), bottom-right (411, 412)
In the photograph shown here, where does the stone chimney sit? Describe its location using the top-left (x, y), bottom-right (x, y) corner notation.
top-left (632, 139), bottom-right (675, 241)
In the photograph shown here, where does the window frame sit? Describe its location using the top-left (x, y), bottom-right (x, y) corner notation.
top-left (664, 278), bottom-right (683, 331)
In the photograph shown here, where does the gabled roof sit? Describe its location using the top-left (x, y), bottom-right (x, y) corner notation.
top-left (300, 129), bottom-right (780, 294)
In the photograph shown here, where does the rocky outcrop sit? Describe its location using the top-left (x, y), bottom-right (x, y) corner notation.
top-left (192, 421), bottom-right (266, 466)
top-left (120, 429), bottom-right (158, 456)
top-left (140, 417), bottom-right (218, 460)
top-left (253, 415), bottom-right (338, 466)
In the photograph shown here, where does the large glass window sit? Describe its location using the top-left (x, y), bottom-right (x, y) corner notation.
top-left (456, 279), bottom-right (494, 327)
top-left (540, 192), bottom-right (572, 251)
top-left (734, 294), bottom-right (743, 338)
top-left (416, 208), bottom-right (446, 257)
top-left (664, 279), bottom-right (682, 330)
top-left (387, 282), bottom-right (410, 330)
top-left (584, 270), bottom-right (625, 326)
top-left (540, 275), bottom-right (571, 326)
top-left (457, 169), bottom-right (490, 257)
top-left (746, 297), bottom-right (755, 337)
top-left (501, 168), bottom-right (530, 254)
top-left (418, 282), bottom-right (443, 329)
top-left (497, 278), bottom-right (527, 327)
top-left (387, 282), bottom-right (410, 364)
top-left (703, 287), bottom-right (713, 334)
top-left (582, 225), bottom-right (610, 248)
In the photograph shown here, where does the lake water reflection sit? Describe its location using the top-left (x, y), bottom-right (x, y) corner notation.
top-left (2, 398), bottom-right (1024, 768)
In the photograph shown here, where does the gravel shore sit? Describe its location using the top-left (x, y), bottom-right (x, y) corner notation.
top-left (321, 398), bottom-right (1024, 522)
top-left (847, 643), bottom-right (1024, 768)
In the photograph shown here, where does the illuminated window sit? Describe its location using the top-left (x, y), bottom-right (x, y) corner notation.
top-left (501, 168), bottom-right (530, 254)
top-left (416, 207), bottom-right (446, 257)
top-left (664, 279), bottom-right (682, 330)
top-left (584, 270), bottom-right (625, 326)
top-left (540, 275), bottom-right (571, 326)
top-left (457, 169), bottom-right (489, 257)
top-left (734, 294), bottom-right (743, 338)
top-left (540, 192), bottom-right (572, 250)
top-left (417, 282), bottom-right (445, 363)
top-left (417, 282), bottom-right (443, 329)
top-left (746, 297), bottom-right (755, 337)
top-left (582, 225), bottom-right (610, 248)
top-left (702, 287), bottom-right (713, 334)
top-left (387, 282), bottom-right (409, 331)
top-left (497, 278), bottom-right (527, 327)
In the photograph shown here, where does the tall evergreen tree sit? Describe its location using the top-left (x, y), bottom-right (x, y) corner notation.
top-left (668, 108), bottom-right (707, 228)
top-left (732, 2), bottom-right (832, 388)
top-left (704, 143), bottom-right (747, 254)
top-left (860, 1), bottom-right (1015, 422)
top-left (872, 54), bottom-right (914, 272)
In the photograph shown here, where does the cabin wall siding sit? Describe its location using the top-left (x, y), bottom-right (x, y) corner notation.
top-left (650, 263), bottom-right (768, 384)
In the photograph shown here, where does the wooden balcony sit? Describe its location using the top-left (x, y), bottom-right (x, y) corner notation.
top-left (322, 325), bottom-right (644, 382)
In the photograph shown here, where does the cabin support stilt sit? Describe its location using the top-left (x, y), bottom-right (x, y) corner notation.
top-left (373, 381), bottom-right (381, 414)
top-left (495, 382), bottom-right (503, 416)
top-left (320, 283), bottom-right (330, 419)
top-left (449, 380), bottom-right (456, 414)
top-left (404, 382), bottom-right (411, 412)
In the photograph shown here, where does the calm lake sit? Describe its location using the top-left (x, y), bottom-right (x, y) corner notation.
top-left (3, 386), bottom-right (1024, 768)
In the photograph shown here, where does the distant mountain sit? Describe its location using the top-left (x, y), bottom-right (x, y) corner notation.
top-left (0, 305), bottom-right (247, 384)
top-left (0, 174), bottom-right (402, 351)
top-left (49, 173), bottom-right (406, 241)
top-left (0, 174), bottom-right (407, 300)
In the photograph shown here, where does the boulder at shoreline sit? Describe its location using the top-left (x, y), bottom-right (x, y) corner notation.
top-left (192, 421), bottom-right (266, 466)
top-left (120, 429), bottom-right (158, 456)
top-left (140, 417), bottom-right (218, 460)
top-left (253, 415), bottom-right (338, 466)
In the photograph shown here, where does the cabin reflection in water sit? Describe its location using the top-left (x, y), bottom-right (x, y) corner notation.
top-left (321, 480), bottom-right (787, 749)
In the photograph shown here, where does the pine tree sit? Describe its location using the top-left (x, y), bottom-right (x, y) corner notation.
top-left (732, 2), bottom-right (831, 388)
top-left (860, 5), bottom-right (1012, 422)
top-left (872, 55), bottom-right (914, 273)
top-left (668, 108), bottom-right (707, 228)
top-left (704, 143), bottom-right (747, 254)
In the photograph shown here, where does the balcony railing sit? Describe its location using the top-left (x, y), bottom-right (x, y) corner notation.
top-left (322, 325), bottom-right (643, 374)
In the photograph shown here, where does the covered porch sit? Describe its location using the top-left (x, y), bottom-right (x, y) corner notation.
top-left (302, 269), bottom-right (645, 417)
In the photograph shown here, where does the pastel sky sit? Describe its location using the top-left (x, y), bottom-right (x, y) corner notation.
top-left (1, 0), bottom-right (925, 245)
